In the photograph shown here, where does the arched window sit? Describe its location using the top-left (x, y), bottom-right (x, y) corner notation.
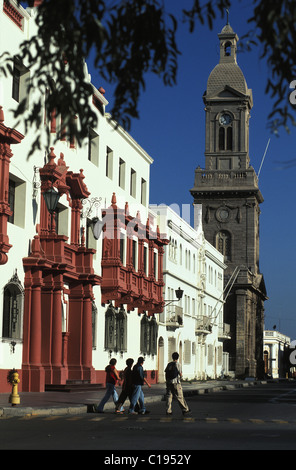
top-left (219, 127), bottom-right (225, 150)
top-left (216, 230), bottom-right (231, 260)
top-left (2, 271), bottom-right (24, 339)
top-left (104, 304), bottom-right (116, 351)
top-left (104, 304), bottom-right (127, 352)
top-left (227, 126), bottom-right (233, 150)
top-left (224, 41), bottom-right (232, 57)
top-left (140, 314), bottom-right (158, 356)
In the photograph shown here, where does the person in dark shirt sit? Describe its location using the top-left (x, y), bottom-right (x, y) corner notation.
top-left (96, 358), bottom-right (122, 413)
top-left (115, 358), bottom-right (134, 413)
top-left (128, 356), bottom-right (151, 415)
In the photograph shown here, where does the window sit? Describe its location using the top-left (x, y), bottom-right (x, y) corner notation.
top-left (140, 315), bottom-right (158, 355)
top-left (153, 250), bottom-right (158, 280)
top-left (141, 178), bottom-right (147, 206)
top-left (216, 230), bottom-right (231, 260)
top-left (54, 203), bottom-right (68, 236)
top-left (2, 271), bottom-right (24, 339)
top-left (104, 304), bottom-right (127, 352)
top-left (119, 158), bottom-right (126, 189)
top-left (106, 147), bottom-right (113, 179)
top-left (8, 175), bottom-right (26, 228)
top-left (132, 238), bottom-right (138, 270)
top-left (88, 128), bottom-right (99, 166)
top-left (219, 125), bottom-right (233, 152)
top-left (8, 180), bottom-right (15, 224)
top-left (219, 127), bottom-right (225, 151)
top-left (130, 168), bottom-right (136, 198)
top-left (120, 232), bottom-right (126, 266)
top-left (12, 67), bottom-right (20, 102)
top-left (11, 60), bottom-right (30, 105)
top-left (143, 243), bottom-right (148, 276)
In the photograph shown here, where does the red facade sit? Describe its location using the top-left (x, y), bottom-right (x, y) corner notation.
top-left (22, 149), bottom-right (101, 391)
top-left (101, 193), bottom-right (168, 315)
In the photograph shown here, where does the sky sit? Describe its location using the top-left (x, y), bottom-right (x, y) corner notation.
top-left (93, 2), bottom-right (296, 340)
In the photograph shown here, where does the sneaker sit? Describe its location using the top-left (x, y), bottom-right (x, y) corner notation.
top-left (166, 412), bottom-right (172, 415)
top-left (115, 410), bottom-right (124, 414)
top-left (182, 409), bottom-right (191, 416)
top-left (128, 411), bottom-right (138, 415)
top-left (139, 410), bottom-right (150, 415)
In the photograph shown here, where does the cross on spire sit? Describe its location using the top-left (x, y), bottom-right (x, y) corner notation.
top-left (226, 8), bottom-right (229, 24)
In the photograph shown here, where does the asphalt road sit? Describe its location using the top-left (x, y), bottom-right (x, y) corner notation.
top-left (1, 381), bottom-right (296, 453)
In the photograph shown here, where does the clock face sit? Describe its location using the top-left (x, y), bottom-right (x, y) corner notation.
top-left (219, 113), bottom-right (232, 125)
top-left (216, 207), bottom-right (230, 222)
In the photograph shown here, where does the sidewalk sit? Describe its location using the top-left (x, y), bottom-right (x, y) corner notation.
top-left (0, 378), bottom-right (269, 417)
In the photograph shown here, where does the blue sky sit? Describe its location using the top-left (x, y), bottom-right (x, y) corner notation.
top-left (94, 2), bottom-right (296, 339)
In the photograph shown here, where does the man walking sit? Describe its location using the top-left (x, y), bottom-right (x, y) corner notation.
top-left (128, 357), bottom-right (151, 415)
top-left (165, 352), bottom-right (191, 416)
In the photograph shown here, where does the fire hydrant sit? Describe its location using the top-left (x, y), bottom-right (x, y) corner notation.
top-left (8, 370), bottom-right (20, 407)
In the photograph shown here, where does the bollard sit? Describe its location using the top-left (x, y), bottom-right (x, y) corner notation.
top-left (8, 369), bottom-right (20, 407)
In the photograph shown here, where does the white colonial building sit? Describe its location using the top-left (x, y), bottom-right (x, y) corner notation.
top-left (150, 204), bottom-right (229, 381)
top-left (263, 330), bottom-right (291, 379)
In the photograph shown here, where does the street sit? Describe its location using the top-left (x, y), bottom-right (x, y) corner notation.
top-left (1, 381), bottom-right (296, 452)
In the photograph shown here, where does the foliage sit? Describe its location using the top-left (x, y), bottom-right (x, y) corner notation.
top-left (1, 0), bottom-right (296, 156)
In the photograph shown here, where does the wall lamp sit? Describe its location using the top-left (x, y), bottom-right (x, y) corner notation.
top-left (164, 287), bottom-right (184, 307)
top-left (89, 216), bottom-right (105, 240)
top-left (42, 187), bottom-right (61, 230)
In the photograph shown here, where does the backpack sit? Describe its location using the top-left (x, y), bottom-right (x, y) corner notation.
top-left (165, 361), bottom-right (179, 381)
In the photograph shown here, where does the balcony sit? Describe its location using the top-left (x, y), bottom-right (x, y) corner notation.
top-left (218, 323), bottom-right (231, 341)
top-left (166, 306), bottom-right (183, 331)
top-left (195, 316), bottom-right (212, 335)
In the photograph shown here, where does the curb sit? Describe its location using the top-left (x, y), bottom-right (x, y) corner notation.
top-left (0, 380), bottom-right (269, 418)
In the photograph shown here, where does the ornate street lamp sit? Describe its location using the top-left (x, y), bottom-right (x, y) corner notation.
top-left (164, 286), bottom-right (184, 307)
top-left (42, 187), bottom-right (60, 230)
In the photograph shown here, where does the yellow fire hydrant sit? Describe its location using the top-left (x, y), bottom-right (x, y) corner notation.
top-left (8, 369), bottom-right (20, 407)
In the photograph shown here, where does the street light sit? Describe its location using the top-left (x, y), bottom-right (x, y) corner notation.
top-left (42, 187), bottom-right (60, 230)
top-left (89, 216), bottom-right (105, 240)
top-left (164, 286), bottom-right (184, 306)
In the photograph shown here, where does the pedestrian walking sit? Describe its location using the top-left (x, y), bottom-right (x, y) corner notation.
top-left (128, 356), bottom-right (151, 415)
top-left (95, 358), bottom-right (123, 413)
top-left (165, 352), bottom-right (191, 416)
top-left (115, 358), bottom-right (134, 413)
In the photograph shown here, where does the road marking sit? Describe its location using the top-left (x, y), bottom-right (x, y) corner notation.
top-left (44, 416), bottom-right (62, 420)
top-left (205, 417), bottom-right (218, 423)
top-left (227, 418), bottom-right (241, 423)
top-left (271, 419), bottom-right (289, 424)
top-left (249, 419), bottom-right (265, 424)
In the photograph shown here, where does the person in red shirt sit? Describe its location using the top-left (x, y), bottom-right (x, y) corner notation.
top-left (96, 358), bottom-right (123, 413)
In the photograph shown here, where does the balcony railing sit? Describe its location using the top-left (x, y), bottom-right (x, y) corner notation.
top-left (218, 323), bottom-right (231, 341)
top-left (195, 315), bottom-right (212, 335)
top-left (166, 305), bottom-right (183, 329)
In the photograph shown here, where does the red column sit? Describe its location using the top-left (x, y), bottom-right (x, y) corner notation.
top-left (82, 289), bottom-right (95, 381)
top-left (51, 275), bottom-right (63, 368)
top-left (22, 269), bottom-right (45, 391)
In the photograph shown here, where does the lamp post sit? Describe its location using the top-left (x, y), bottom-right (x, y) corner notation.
top-left (42, 186), bottom-right (60, 231)
top-left (164, 287), bottom-right (184, 307)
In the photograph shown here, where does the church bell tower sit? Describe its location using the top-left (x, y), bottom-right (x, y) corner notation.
top-left (190, 20), bottom-right (267, 378)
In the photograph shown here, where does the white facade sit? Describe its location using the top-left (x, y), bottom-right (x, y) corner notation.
top-left (0, 0), bottom-right (158, 385)
top-left (263, 330), bottom-right (291, 379)
top-left (150, 204), bottom-right (228, 381)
